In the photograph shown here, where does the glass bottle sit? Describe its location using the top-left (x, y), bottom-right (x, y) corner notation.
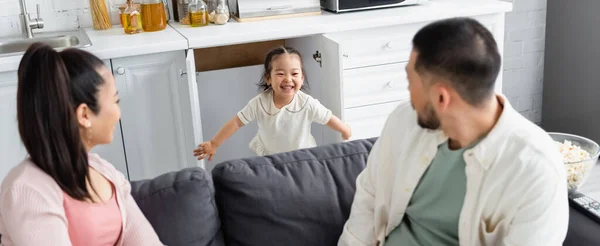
top-left (121, 0), bottom-right (143, 34)
top-left (141, 0), bottom-right (168, 32)
top-left (212, 0), bottom-right (229, 25)
top-left (188, 0), bottom-right (209, 27)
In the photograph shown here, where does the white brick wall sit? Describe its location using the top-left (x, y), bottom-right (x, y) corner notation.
top-left (502, 0), bottom-right (547, 124)
top-left (0, 0), bottom-right (125, 37)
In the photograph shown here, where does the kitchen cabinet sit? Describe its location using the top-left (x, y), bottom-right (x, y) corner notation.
top-left (0, 71), bottom-right (26, 181)
top-left (292, 14), bottom-right (506, 144)
top-left (111, 50), bottom-right (203, 181)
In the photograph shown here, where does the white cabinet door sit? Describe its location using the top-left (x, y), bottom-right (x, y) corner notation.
top-left (319, 34), bottom-right (344, 145)
top-left (90, 60), bottom-right (129, 179)
top-left (112, 51), bottom-right (197, 181)
top-left (0, 71), bottom-right (27, 181)
top-left (184, 49), bottom-right (204, 169)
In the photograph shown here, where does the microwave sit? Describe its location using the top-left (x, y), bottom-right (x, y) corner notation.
top-left (321, 0), bottom-right (424, 13)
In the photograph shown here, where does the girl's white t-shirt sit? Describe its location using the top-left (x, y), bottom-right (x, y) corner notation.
top-left (237, 90), bottom-right (332, 156)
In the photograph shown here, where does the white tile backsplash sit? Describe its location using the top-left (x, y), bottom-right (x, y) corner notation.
top-left (0, 0), bottom-right (126, 37)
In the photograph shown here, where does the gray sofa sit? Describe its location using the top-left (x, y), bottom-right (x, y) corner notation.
top-left (129, 138), bottom-right (600, 246)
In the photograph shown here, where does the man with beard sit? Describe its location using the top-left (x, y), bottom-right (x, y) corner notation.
top-left (338, 17), bottom-right (568, 246)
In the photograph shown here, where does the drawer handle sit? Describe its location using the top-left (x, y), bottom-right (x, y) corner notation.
top-left (386, 81), bottom-right (395, 88)
top-left (385, 41), bottom-right (395, 49)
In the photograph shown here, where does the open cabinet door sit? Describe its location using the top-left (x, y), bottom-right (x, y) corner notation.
top-left (319, 34), bottom-right (344, 145)
top-left (185, 49), bottom-right (206, 169)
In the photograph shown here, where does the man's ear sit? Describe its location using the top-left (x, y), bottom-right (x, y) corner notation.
top-left (431, 80), bottom-right (452, 112)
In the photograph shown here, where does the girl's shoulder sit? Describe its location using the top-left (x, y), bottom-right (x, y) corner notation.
top-left (295, 90), bottom-right (314, 101)
top-left (246, 90), bottom-right (271, 105)
top-left (295, 91), bottom-right (325, 109)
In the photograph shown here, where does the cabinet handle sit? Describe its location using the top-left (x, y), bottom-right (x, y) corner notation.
top-left (116, 67), bottom-right (125, 75)
top-left (385, 41), bottom-right (394, 49)
top-left (386, 81), bottom-right (394, 88)
top-left (180, 69), bottom-right (188, 78)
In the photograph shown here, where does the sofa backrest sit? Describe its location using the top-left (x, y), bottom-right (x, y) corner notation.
top-left (130, 167), bottom-right (224, 246)
top-left (211, 138), bottom-right (377, 246)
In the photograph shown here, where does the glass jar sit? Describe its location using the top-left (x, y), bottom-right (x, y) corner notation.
top-left (141, 0), bottom-right (168, 32)
top-left (212, 0), bottom-right (229, 25)
top-left (177, 0), bottom-right (190, 24)
top-left (89, 0), bottom-right (112, 30)
top-left (188, 0), bottom-right (209, 27)
top-left (206, 0), bottom-right (217, 22)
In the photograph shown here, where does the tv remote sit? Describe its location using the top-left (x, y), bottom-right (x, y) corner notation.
top-left (569, 191), bottom-right (600, 224)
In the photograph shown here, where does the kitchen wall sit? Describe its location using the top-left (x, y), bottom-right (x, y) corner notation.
top-left (501, 0), bottom-right (547, 124)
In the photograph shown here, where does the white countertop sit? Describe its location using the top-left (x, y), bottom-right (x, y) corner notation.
top-left (82, 26), bottom-right (188, 60)
top-left (0, 25), bottom-right (188, 73)
top-left (0, 0), bottom-right (511, 73)
top-left (172, 0), bottom-right (512, 49)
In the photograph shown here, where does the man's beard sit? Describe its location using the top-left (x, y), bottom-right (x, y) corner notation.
top-left (414, 103), bottom-right (441, 130)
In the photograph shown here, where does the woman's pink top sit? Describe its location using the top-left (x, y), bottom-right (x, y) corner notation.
top-left (0, 153), bottom-right (163, 246)
top-left (64, 184), bottom-right (123, 246)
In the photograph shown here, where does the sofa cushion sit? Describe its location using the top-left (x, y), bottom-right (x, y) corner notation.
top-left (130, 167), bottom-right (224, 246)
top-left (212, 138), bottom-right (377, 246)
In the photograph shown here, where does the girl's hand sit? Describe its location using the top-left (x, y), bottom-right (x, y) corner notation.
top-left (193, 141), bottom-right (217, 161)
top-left (342, 126), bottom-right (352, 141)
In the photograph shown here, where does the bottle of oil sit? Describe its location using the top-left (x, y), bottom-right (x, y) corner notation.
top-left (121, 0), bottom-right (143, 34)
top-left (188, 0), bottom-right (209, 27)
top-left (141, 0), bottom-right (168, 32)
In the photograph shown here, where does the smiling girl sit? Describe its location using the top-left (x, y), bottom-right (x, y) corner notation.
top-left (194, 46), bottom-right (351, 160)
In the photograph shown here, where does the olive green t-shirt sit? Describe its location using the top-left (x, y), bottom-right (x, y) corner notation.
top-left (385, 140), bottom-right (478, 246)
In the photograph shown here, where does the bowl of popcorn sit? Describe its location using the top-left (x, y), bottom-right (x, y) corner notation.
top-left (549, 132), bottom-right (600, 193)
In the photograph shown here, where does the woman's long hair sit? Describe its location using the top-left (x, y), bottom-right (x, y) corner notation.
top-left (17, 43), bottom-right (105, 201)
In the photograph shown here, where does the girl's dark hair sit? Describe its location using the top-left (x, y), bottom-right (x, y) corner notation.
top-left (17, 43), bottom-right (106, 201)
top-left (258, 46), bottom-right (309, 92)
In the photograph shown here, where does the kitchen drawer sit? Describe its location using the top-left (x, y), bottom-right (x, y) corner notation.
top-left (345, 100), bottom-right (404, 140)
top-left (327, 21), bottom-right (497, 70)
top-left (327, 22), bottom-right (425, 69)
top-left (343, 62), bottom-right (410, 109)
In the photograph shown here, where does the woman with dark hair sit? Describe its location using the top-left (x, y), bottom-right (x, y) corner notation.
top-left (0, 43), bottom-right (163, 245)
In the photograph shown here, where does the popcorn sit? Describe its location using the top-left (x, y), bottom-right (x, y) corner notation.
top-left (556, 140), bottom-right (594, 190)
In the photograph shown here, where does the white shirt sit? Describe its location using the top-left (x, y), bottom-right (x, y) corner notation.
top-left (237, 90), bottom-right (332, 156)
top-left (338, 96), bottom-right (569, 246)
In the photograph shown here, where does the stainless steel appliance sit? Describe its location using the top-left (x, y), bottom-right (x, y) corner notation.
top-left (321, 0), bottom-right (423, 13)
